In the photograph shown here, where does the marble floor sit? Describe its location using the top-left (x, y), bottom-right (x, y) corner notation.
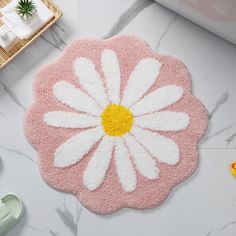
top-left (0, 0), bottom-right (236, 235)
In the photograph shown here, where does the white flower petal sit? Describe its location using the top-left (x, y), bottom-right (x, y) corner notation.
top-left (135, 111), bottom-right (190, 131)
top-left (53, 81), bottom-right (102, 116)
top-left (123, 134), bottom-right (159, 180)
top-left (114, 138), bottom-right (137, 192)
top-left (122, 58), bottom-right (161, 107)
top-left (74, 58), bottom-right (109, 108)
top-left (131, 85), bottom-right (184, 116)
top-left (102, 49), bottom-right (121, 104)
top-left (131, 127), bottom-right (180, 165)
top-left (83, 136), bottom-right (114, 191)
top-left (54, 127), bottom-right (104, 168)
top-left (44, 111), bottom-right (100, 128)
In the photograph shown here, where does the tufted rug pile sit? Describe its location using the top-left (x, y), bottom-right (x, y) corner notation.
top-left (24, 35), bottom-right (208, 214)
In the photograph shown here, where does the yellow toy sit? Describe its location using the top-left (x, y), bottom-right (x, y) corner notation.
top-left (231, 162), bottom-right (236, 177)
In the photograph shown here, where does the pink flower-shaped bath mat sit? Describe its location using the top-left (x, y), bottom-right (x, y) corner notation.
top-left (24, 35), bottom-right (208, 214)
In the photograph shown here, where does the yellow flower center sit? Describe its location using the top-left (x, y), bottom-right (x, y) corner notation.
top-left (101, 104), bottom-right (134, 136)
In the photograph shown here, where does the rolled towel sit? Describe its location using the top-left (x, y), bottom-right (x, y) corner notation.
top-left (0, 0), bottom-right (54, 39)
top-left (0, 24), bottom-right (19, 51)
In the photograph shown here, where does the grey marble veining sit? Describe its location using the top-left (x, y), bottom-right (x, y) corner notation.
top-left (206, 220), bottom-right (236, 236)
top-left (208, 92), bottom-right (229, 120)
top-left (55, 199), bottom-right (77, 236)
top-left (226, 132), bottom-right (236, 147)
top-left (0, 145), bottom-right (36, 163)
top-left (103, 0), bottom-right (154, 39)
top-left (0, 0), bottom-right (236, 235)
top-left (0, 80), bottom-right (25, 111)
top-left (41, 23), bottom-right (68, 51)
top-left (155, 14), bottom-right (177, 51)
top-left (203, 123), bottom-right (235, 142)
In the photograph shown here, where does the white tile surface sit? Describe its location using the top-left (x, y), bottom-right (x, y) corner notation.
top-left (0, 0), bottom-right (236, 235)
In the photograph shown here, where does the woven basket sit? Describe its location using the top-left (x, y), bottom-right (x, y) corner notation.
top-left (0, 0), bottom-right (62, 69)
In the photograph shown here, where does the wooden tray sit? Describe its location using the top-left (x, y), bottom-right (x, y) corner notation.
top-left (0, 0), bottom-right (62, 70)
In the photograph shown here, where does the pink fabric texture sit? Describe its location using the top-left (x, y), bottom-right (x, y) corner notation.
top-left (24, 35), bottom-right (208, 214)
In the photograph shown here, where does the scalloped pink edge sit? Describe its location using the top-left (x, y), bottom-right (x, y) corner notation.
top-left (24, 35), bottom-right (208, 214)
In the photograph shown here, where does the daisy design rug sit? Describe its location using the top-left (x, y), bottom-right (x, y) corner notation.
top-left (24, 35), bottom-right (208, 214)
